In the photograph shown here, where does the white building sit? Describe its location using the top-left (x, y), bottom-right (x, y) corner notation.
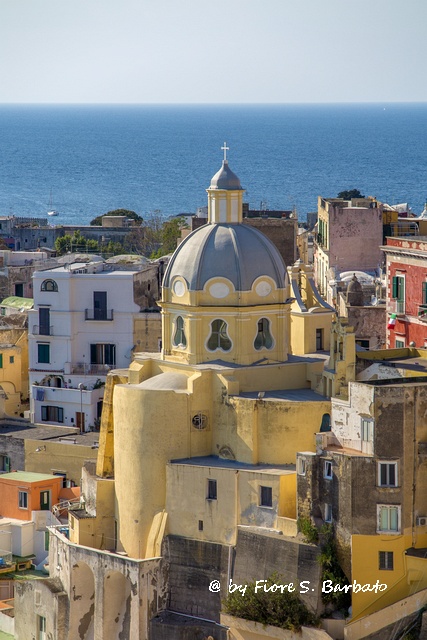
top-left (28, 261), bottom-right (142, 431)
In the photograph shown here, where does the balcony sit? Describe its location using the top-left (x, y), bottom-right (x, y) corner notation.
top-left (418, 305), bottom-right (427, 322)
top-left (69, 363), bottom-right (115, 375)
top-left (85, 309), bottom-right (114, 321)
top-left (32, 325), bottom-right (54, 336)
top-left (388, 299), bottom-right (405, 316)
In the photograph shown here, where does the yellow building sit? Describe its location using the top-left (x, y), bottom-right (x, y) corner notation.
top-left (0, 324), bottom-right (29, 416)
top-left (93, 154), bottom-right (338, 562)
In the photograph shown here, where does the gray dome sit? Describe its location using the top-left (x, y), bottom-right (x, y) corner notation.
top-left (209, 161), bottom-right (243, 190)
top-left (163, 223), bottom-right (287, 292)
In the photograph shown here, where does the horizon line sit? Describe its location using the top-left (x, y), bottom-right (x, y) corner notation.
top-left (0, 101), bottom-right (427, 107)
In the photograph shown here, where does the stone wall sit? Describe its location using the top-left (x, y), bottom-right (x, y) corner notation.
top-left (233, 528), bottom-right (323, 615)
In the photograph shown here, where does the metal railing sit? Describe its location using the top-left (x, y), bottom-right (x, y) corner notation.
top-left (84, 309), bottom-right (114, 321)
top-left (70, 363), bottom-right (115, 375)
top-left (32, 325), bottom-right (54, 336)
top-left (388, 299), bottom-right (405, 315)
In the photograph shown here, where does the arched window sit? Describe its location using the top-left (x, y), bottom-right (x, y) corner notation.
top-left (207, 319), bottom-right (232, 352)
top-left (41, 279), bottom-right (58, 292)
top-left (173, 316), bottom-right (187, 348)
top-left (254, 318), bottom-right (273, 350)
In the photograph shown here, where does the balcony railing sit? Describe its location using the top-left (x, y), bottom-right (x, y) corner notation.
top-left (85, 309), bottom-right (114, 321)
top-left (388, 299), bottom-right (405, 316)
top-left (70, 363), bottom-right (115, 375)
top-left (32, 325), bottom-right (54, 336)
top-left (418, 305), bottom-right (427, 322)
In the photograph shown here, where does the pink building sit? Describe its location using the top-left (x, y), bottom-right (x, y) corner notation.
top-left (314, 196), bottom-right (383, 304)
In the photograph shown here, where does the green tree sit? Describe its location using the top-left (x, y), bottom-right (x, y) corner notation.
top-left (90, 209), bottom-right (143, 226)
top-left (150, 216), bottom-right (188, 259)
top-left (337, 189), bottom-right (365, 200)
top-left (55, 231), bottom-right (100, 256)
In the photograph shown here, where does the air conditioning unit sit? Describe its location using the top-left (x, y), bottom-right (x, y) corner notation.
top-left (416, 516), bottom-right (427, 527)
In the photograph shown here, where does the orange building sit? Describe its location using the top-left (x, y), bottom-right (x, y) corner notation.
top-left (0, 471), bottom-right (62, 520)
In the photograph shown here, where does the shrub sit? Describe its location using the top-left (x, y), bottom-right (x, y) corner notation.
top-left (223, 573), bottom-right (319, 632)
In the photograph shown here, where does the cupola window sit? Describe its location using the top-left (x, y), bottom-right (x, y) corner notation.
top-left (173, 316), bottom-right (187, 348)
top-left (207, 319), bottom-right (232, 352)
top-left (254, 318), bottom-right (273, 350)
top-left (41, 279), bottom-right (58, 292)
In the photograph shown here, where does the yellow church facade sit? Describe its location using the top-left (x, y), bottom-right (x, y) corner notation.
top-left (95, 155), bottom-right (335, 561)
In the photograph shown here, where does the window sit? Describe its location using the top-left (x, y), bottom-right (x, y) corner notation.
top-left (378, 462), bottom-right (398, 487)
top-left (93, 291), bottom-right (107, 320)
top-left (39, 307), bottom-right (50, 335)
top-left (53, 472), bottom-right (67, 488)
top-left (0, 455), bottom-right (10, 472)
top-left (9, 356), bottom-right (14, 364)
top-left (207, 479), bottom-right (217, 500)
top-left (198, 520), bottom-right (203, 531)
top-left (41, 406), bottom-right (64, 423)
top-left (38, 615), bottom-right (47, 640)
top-left (324, 460), bottom-right (333, 479)
top-left (395, 339), bottom-right (405, 348)
top-left (44, 531), bottom-right (50, 551)
top-left (207, 319), bottom-right (232, 352)
top-left (423, 282), bottom-right (427, 306)
top-left (18, 491), bottom-right (28, 509)
top-left (361, 418), bottom-right (374, 442)
top-left (316, 328), bottom-right (324, 351)
top-left (172, 316), bottom-right (187, 348)
top-left (260, 486), bottom-right (273, 508)
top-left (90, 343), bottom-right (116, 366)
top-left (0, 354), bottom-right (3, 368)
top-left (254, 318), bottom-right (273, 350)
top-left (392, 275), bottom-right (405, 314)
top-left (297, 457), bottom-right (306, 476)
top-left (377, 505), bottom-right (400, 533)
top-left (41, 279), bottom-right (58, 292)
top-left (325, 503), bottom-right (332, 523)
top-left (37, 343), bottom-right (50, 364)
top-left (379, 551), bottom-right (394, 570)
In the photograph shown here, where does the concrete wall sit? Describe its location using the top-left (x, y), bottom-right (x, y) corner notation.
top-left (232, 529), bottom-right (323, 615)
top-left (0, 434), bottom-right (25, 472)
top-left (46, 528), bottom-right (164, 640)
top-left (163, 535), bottom-right (229, 623)
top-left (14, 577), bottom-right (69, 640)
top-left (242, 218), bottom-right (297, 266)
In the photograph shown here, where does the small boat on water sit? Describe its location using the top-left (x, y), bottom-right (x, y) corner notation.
top-left (47, 190), bottom-right (59, 217)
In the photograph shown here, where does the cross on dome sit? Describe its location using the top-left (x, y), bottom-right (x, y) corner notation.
top-left (221, 142), bottom-right (229, 162)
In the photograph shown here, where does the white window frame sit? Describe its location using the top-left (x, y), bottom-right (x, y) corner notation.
top-left (18, 490), bottom-right (28, 509)
top-left (297, 457), bottom-right (306, 476)
top-left (377, 504), bottom-right (401, 533)
top-left (324, 460), bottom-right (333, 480)
top-left (392, 274), bottom-right (405, 315)
top-left (361, 418), bottom-right (374, 442)
top-left (378, 461), bottom-right (398, 488)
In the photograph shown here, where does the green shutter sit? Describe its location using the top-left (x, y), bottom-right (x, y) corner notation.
top-left (392, 276), bottom-right (398, 299)
top-left (423, 282), bottom-right (427, 305)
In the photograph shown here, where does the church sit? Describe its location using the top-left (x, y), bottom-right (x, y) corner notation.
top-left (15, 151), bottom-right (357, 640)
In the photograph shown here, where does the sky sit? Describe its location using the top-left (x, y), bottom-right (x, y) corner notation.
top-left (1, 0), bottom-right (426, 104)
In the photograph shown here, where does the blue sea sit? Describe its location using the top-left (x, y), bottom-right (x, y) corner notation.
top-left (0, 103), bottom-right (426, 224)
